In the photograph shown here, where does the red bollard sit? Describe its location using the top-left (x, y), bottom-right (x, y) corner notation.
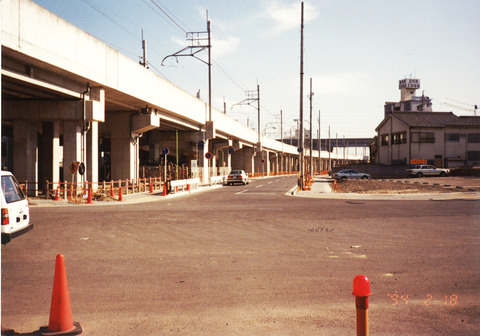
top-left (353, 274), bottom-right (371, 336)
top-left (86, 188), bottom-right (93, 204)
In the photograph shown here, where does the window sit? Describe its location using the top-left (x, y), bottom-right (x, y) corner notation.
top-left (412, 132), bottom-right (435, 143)
top-left (467, 151), bottom-right (480, 161)
top-left (467, 133), bottom-right (480, 143)
top-left (1, 175), bottom-right (26, 203)
top-left (381, 134), bottom-right (389, 146)
top-left (446, 133), bottom-right (460, 142)
top-left (392, 132), bottom-right (407, 145)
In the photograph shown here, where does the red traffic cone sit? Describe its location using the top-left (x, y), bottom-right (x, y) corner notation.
top-left (54, 183), bottom-right (61, 201)
top-left (109, 182), bottom-right (114, 198)
top-left (40, 254), bottom-right (82, 335)
top-left (149, 179), bottom-right (154, 193)
top-left (118, 186), bottom-right (123, 201)
top-left (162, 183), bottom-right (167, 196)
top-left (186, 184), bottom-right (190, 191)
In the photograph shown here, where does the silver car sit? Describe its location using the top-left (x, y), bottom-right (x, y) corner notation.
top-left (227, 170), bottom-right (250, 185)
top-left (405, 165), bottom-right (450, 177)
top-left (333, 169), bottom-right (371, 180)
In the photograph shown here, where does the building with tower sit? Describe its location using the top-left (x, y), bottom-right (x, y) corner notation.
top-left (371, 79), bottom-right (480, 167)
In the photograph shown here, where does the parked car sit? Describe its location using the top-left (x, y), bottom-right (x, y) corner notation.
top-left (227, 170), bottom-right (250, 185)
top-left (1, 171), bottom-right (33, 244)
top-left (405, 165), bottom-right (450, 177)
top-left (332, 169), bottom-right (371, 180)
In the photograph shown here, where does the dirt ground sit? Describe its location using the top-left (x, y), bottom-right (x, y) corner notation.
top-left (332, 179), bottom-right (467, 194)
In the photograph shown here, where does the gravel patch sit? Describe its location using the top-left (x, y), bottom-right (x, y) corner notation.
top-left (333, 179), bottom-right (463, 194)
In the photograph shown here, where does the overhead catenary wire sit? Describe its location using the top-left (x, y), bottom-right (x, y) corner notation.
top-left (81, 0), bottom-right (278, 124)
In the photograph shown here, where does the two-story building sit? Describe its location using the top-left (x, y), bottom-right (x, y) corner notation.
top-left (373, 79), bottom-right (480, 167)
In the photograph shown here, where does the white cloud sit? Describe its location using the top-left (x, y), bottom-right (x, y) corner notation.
top-left (212, 35), bottom-right (241, 59)
top-left (315, 72), bottom-right (372, 96)
top-left (264, 1), bottom-right (320, 33)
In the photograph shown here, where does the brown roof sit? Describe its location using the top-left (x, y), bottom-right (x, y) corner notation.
top-left (392, 112), bottom-right (480, 128)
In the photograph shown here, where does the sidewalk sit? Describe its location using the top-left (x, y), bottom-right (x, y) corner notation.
top-left (28, 183), bottom-right (224, 207)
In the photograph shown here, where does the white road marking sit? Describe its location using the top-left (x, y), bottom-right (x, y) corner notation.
top-left (235, 190), bottom-right (248, 195)
top-left (256, 184), bottom-right (263, 188)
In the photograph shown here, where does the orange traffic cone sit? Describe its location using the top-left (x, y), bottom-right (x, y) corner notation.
top-left (110, 182), bottom-right (114, 198)
top-left (118, 186), bottom-right (123, 201)
top-left (149, 178), bottom-right (154, 193)
top-left (54, 182), bottom-right (61, 201)
top-left (186, 184), bottom-right (190, 191)
top-left (162, 183), bottom-right (167, 196)
top-left (40, 254), bottom-right (82, 335)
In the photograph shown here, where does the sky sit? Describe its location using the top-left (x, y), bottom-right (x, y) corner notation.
top-left (32, 0), bottom-right (480, 140)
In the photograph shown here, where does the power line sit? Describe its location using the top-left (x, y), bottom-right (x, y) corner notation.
top-left (81, 0), bottom-right (140, 42)
top-left (149, 0), bottom-right (188, 34)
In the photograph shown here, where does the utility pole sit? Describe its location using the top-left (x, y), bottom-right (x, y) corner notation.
top-left (298, 1), bottom-right (304, 190)
top-left (280, 109), bottom-right (284, 172)
top-left (336, 133), bottom-right (338, 163)
top-left (232, 86), bottom-right (260, 144)
top-left (232, 85), bottom-right (261, 175)
top-left (162, 17), bottom-right (212, 123)
top-left (257, 84), bottom-right (261, 150)
top-left (139, 29), bottom-right (149, 68)
top-left (309, 77), bottom-right (313, 179)
top-left (328, 126), bottom-right (331, 171)
top-left (318, 109), bottom-right (321, 172)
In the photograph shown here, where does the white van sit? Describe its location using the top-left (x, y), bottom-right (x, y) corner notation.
top-left (1, 171), bottom-right (33, 244)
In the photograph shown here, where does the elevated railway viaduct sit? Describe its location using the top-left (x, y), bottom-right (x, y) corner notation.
top-left (1, 0), bottom-right (363, 196)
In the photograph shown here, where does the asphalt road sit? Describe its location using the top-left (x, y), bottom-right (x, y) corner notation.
top-left (2, 175), bottom-right (479, 335)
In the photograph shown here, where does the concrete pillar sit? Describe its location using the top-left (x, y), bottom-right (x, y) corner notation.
top-left (13, 121), bottom-right (38, 196)
top-left (275, 154), bottom-right (279, 175)
top-left (86, 121), bottom-right (99, 185)
top-left (38, 121), bottom-right (61, 193)
top-left (225, 148), bottom-right (232, 173)
top-left (254, 151), bottom-right (268, 176)
top-left (109, 112), bottom-right (136, 181)
top-left (52, 120), bottom-right (61, 184)
top-left (63, 120), bottom-right (83, 184)
top-left (198, 138), bottom-right (209, 184)
top-left (244, 147), bottom-right (255, 175)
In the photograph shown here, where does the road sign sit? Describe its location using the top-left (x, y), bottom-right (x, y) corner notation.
top-left (205, 152), bottom-right (213, 159)
top-left (228, 147), bottom-right (234, 154)
top-left (297, 147), bottom-right (303, 153)
top-left (198, 141), bottom-right (205, 150)
top-left (69, 161), bottom-right (80, 174)
top-left (78, 162), bottom-right (85, 175)
top-left (162, 147), bottom-right (170, 155)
